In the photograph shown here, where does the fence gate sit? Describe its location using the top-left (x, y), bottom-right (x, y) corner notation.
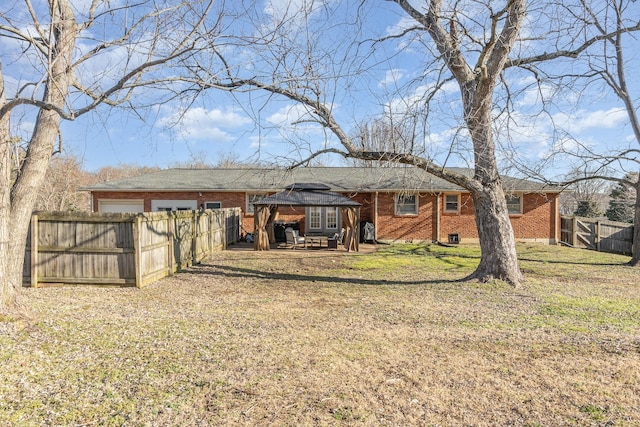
top-left (574, 218), bottom-right (597, 250)
top-left (560, 216), bottom-right (634, 255)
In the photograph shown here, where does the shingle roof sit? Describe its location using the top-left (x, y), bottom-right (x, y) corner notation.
top-left (256, 186), bottom-right (361, 207)
top-left (285, 183), bottom-right (331, 191)
top-left (85, 166), bottom-right (561, 193)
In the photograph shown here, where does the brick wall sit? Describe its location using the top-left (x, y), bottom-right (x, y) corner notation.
top-left (375, 192), bottom-right (435, 242)
top-left (268, 207), bottom-right (306, 235)
top-left (439, 192), bottom-right (558, 243)
top-left (440, 193), bottom-right (478, 240)
top-left (93, 190), bottom-right (559, 243)
top-left (510, 193), bottom-right (558, 241)
top-left (92, 191), bottom-right (246, 212)
top-left (350, 193), bottom-right (375, 223)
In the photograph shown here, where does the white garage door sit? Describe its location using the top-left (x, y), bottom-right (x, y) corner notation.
top-left (98, 200), bottom-right (145, 213)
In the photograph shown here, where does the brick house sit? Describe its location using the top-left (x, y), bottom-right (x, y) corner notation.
top-left (86, 167), bottom-right (562, 244)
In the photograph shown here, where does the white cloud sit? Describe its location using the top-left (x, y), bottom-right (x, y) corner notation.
top-left (264, 0), bottom-right (328, 19)
top-left (186, 107), bottom-right (251, 127)
top-left (385, 16), bottom-right (417, 37)
top-left (516, 84), bottom-right (557, 108)
top-left (266, 104), bottom-right (314, 126)
top-left (11, 118), bottom-right (36, 142)
top-left (378, 68), bottom-right (404, 88)
top-left (384, 16), bottom-right (429, 54)
top-left (492, 109), bottom-right (554, 157)
top-left (159, 107), bottom-right (251, 141)
top-left (249, 135), bottom-right (265, 149)
top-left (553, 108), bottom-right (628, 134)
top-left (74, 39), bottom-right (137, 89)
top-left (70, 0), bottom-right (127, 17)
top-left (262, 0), bottom-right (332, 34)
top-left (384, 81), bottom-right (460, 118)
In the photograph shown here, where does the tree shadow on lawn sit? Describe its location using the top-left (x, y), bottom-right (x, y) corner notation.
top-left (517, 256), bottom-right (628, 267)
top-left (187, 262), bottom-right (462, 287)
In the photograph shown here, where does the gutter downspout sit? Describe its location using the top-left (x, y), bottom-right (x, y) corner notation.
top-left (435, 192), bottom-right (441, 243)
top-left (374, 191), bottom-right (378, 241)
top-left (554, 193), bottom-right (559, 244)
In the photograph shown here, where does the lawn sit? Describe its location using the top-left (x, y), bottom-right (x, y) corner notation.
top-left (1, 243), bottom-right (639, 426)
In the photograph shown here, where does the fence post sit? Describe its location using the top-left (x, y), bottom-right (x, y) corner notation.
top-left (192, 211), bottom-right (197, 265)
top-left (218, 211), bottom-right (222, 250)
top-left (209, 211), bottom-right (215, 254)
top-left (595, 220), bottom-right (601, 252)
top-left (133, 215), bottom-right (143, 288)
top-left (30, 214), bottom-right (38, 288)
top-left (167, 213), bottom-right (175, 275)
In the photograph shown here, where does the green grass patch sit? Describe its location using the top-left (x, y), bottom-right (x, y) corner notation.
top-left (579, 404), bottom-right (609, 422)
top-left (347, 243), bottom-right (480, 275)
top-left (534, 294), bottom-right (640, 333)
top-left (2, 243), bottom-right (639, 426)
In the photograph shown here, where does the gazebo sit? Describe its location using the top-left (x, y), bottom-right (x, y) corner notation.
top-left (252, 183), bottom-right (361, 252)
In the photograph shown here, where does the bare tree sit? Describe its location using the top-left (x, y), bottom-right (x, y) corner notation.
top-left (91, 164), bottom-right (161, 183)
top-left (0, 0), bottom-right (223, 313)
top-left (214, 151), bottom-right (265, 168)
top-left (581, 0), bottom-right (640, 264)
top-left (34, 157), bottom-right (168, 213)
top-left (35, 155), bottom-right (91, 212)
top-left (190, 0), bottom-right (639, 286)
top-left (169, 151), bottom-right (214, 169)
top-left (559, 167), bottom-right (610, 216)
top-left (349, 116), bottom-right (420, 168)
top-left (214, 151), bottom-right (240, 168)
top-left (514, 0), bottom-right (640, 263)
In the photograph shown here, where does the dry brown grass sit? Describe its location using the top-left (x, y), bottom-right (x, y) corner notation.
top-left (1, 243), bottom-right (639, 426)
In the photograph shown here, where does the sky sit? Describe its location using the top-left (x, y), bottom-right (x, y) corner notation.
top-left (2, 0), bottom-right (639, 179)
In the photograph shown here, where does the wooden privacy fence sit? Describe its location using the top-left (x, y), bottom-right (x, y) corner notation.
top-left (23, 208), bottom-right (242, 288)
top-left (560, 215), bottom-right (634, 255)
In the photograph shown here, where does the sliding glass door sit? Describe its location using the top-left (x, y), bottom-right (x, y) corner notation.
top-left (306, 207), bottom-right (340, 234)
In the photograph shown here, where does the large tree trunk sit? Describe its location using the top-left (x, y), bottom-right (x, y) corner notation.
top-left (629, 179), bottom-right (640, 266)
top-left (468, 185), bottom-right (522, 286)
top-left (0, 0), bottom-right (77, 314)
top-left (463, 73), bottom-right (522, 287)
top-left (5, 108), bottom-right (65, 304)
top-left (0, 65), bottom-right (14, 314)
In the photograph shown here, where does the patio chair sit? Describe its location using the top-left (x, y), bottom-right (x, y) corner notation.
top-left (327, 228), bottom-right (345, 249)
top-left (285, 227), bottom-right (306, 249)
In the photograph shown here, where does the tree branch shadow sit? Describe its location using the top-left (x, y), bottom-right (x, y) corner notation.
top-left (187, 262), bottom-right (463, 287)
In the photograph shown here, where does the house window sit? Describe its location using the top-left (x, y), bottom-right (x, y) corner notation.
top-left (506, 194), bottom-right (523, 215)
top-left (444, 194), bottom-right (460, 213)
top-left (205, 201), bottom-right (222, 209)
top-left (246, 193), bottom-right (266, 214)
top-left (326, 207), bottom-right (338, 230)
top-left (151, 200), bottom-right (197, 211)
top-left (309, 207), bottom-right (322, 229)
top-left (395, 193), bottom-right (418, 215)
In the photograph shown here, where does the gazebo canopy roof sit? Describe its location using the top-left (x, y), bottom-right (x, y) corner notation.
top-left (254, 183), bottom-right (361, 207)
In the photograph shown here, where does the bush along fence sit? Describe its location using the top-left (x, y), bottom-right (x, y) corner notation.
top-left (560, 215), bottom-right (634, 256)
top-left (23, 208), bottom-right (242, 288)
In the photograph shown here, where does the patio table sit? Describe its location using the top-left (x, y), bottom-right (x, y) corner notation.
top-left (306, 236), bottom-right (327, 248)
